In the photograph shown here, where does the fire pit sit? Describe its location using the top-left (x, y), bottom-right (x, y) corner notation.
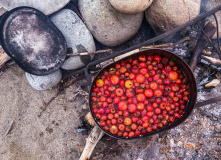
top-left (0, 1), bottom-right (221, 160)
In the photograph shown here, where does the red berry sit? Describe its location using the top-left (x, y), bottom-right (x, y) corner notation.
top-left (155, 108), bottom-right (161, 114)
top-left (137, 103), bottom-right (145, 111)
top-left (118, 101), bottom-right (127, 111)
top-left (128, 104), bottom-right (137, 113)
top-left (144, 89), bottom-right (154, 98)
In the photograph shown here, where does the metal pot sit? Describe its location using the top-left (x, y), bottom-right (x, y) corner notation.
top-left (89, 49), bottom-right (197, 140)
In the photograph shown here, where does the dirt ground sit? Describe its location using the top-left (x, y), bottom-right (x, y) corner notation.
top-left (0, 65), bottom-right (90, 160)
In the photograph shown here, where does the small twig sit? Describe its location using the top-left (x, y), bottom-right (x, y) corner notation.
top-left (38, 86), bottom-right (61, 117)
top-left (5, 120), bottom-right (14, 136)
top-left (140, 37), bottom-right (190, 50)
top-left (67, 49), bottom-right (112, 57)
top-left (214, 13), bottom-right (221, 57)
top-left (63, 76), bottom-right (85, 88)
top-left (141, 43), bottom-right (174, 50)
top-left (38, 76), bottom-right (86, 117)
top-left (174, 37), bottom-right (190, 46)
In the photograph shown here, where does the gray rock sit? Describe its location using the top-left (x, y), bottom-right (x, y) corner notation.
top-left (145, 0), bottom-right (201, 36)
top-left (50, 9), bottom-right (96, 70)
top-left (1, 0), bottom-right (70, 15)
top-left (78, 0), bottom-right (143, 47)
top-left (109, 0), bottom-right (153, 14)
top-left (26, 70), bottom-right (62, 91)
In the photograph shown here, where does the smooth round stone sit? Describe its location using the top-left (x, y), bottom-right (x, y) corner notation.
top-left (50, 9), bottom-right (96, 70)
top-left (79, 0), bottom-right (143, 47)
top-left (1, 0), bottom-right (70, 15)
top-left (145, 0), bottom-right (201, 36)
top-left (109, 0), bottom-right (153, 14)
top-left (26, 70), bottom-right (62, 91)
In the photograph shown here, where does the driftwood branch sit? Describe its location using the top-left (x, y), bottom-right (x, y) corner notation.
top-left (85, 112), bottom-right (96, 127)
top-left (67, 49), bottom-right (112, 57)
top-left (79, 126), bottom-right (104, 160)
top-left (189, 21), bottom-right (216, 71)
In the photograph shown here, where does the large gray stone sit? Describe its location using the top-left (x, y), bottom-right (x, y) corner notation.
top-left (26, 70), bottom-right (62, 91)
top-left (50, 9), bottom-right (96, 70)
top-left (1, 0), bottom-right (70, 15)
top-left (145, 0), bottom-right (201, 36)
top-left (109, 0), bottom-right (153, 14)
top-left (78, 0), bottom-right (143, 47)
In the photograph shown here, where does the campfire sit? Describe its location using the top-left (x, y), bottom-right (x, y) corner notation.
top-left (0, 0), bottom-right (221, 160)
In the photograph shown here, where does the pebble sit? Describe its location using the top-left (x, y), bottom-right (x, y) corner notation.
top-left (109, 0), bottom-right (153, 14)
top-left (50, 9), bottom-right (96, 70)
top-left (25, 70), bottom-right (62, 91)
top-left (79, 0), bottom-right (143, 47)
top-left (145, 0), bottom-right (201, 36)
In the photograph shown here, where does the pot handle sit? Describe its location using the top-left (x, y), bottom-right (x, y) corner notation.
top-left (194, 96), bottom-right (221, 108)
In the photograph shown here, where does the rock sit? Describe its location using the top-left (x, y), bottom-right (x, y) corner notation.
top-left (50, 9), bottom-right (96, 70)
top-left (1, 0), bottom-right (70, 15)
top-left (109, 0), bottom-right (153, 14)
top-left (78, 0), bottom-right (143, 47)
top-left (25, 70), bottom-right (62, 91)
top-left (145, 0), bottom-right (201, 36)
top-left (201, 0), bottom-right (221, 39)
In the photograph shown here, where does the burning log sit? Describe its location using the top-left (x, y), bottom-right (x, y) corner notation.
top-left (189, 21), bottom-right (216, 71)
top-left (202, 55), bottom-right (221, 67)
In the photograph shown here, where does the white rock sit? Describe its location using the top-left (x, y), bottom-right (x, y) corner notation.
top-left (26, 70), bottom-right (62, 91)
top-left (50, 9), bottom-right (96, 70)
